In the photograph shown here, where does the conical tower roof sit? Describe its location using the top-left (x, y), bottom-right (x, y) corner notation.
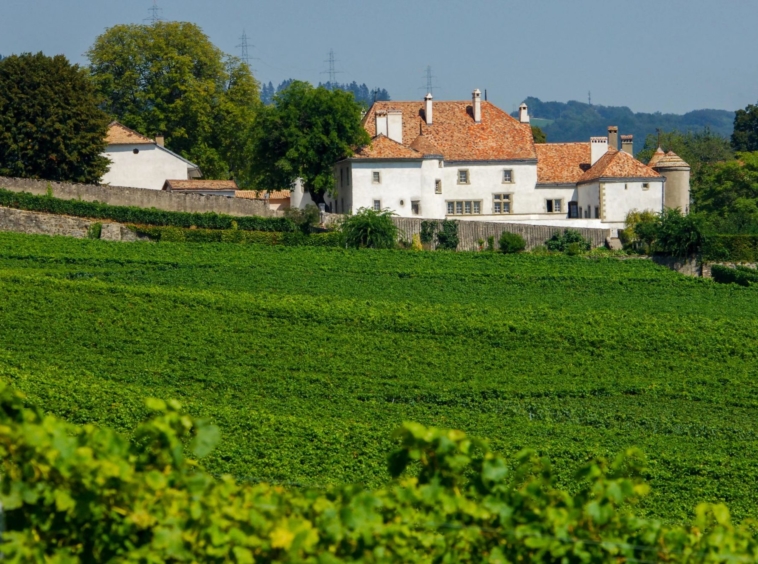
top-left (654, 151), bottom-right (690, 170)
top-left (648, 147), bottom-right (665, 168)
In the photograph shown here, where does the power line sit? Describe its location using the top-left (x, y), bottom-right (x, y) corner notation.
top-left (145, 0), bottom-right (162, 24)
top-left (321, 49), bottom-right (342, 89)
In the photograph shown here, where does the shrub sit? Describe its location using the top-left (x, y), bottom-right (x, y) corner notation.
top-left (436, 220), bottom-right (459, 251)
top-left (341, 207), bottom-right (398, 249)
top-left (131, 225), bottom-right (343, 247)
top-left (545, 229), bottom-right (591, 253)
top-left (87, 222), bottom-right (102, 239)
top-left (0, 188), bottom-right (295, 232)
top-left (487, 235), bottom-right (495, 252)
top-left (499, 231), bottom-right (526, 254)
top-left (411, 233), bottom-right (422, 251)
top-left (702, 234), bottom-right (758, 262)
top-left (655, 208), bottom-right (704, 257)
top-left (419, 220), bottom-right (437, 245)
top-left (285, 204), bottom-right (321, 234)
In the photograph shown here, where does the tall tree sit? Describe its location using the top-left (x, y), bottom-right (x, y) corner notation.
top-left (0, 53), bottom-right (110, 183)
top-left (695, 152), bottom-right (758, 232)
top-left (637, 128), bottom-right (734, 171)
top-left (250, 80), bottom-right (370, 202)
top-left (531, 126), bottom-right (547, 143)
top-left (87, 22), bottom-right (260, 184)
top-left (732, 102), bottom-right (758, 152)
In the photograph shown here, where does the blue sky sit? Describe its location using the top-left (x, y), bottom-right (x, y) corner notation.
top-left (2, 0), bottom-right (756, 114)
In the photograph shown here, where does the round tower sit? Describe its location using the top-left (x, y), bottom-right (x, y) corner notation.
top-left (652, 150), bottom-right (691, 213)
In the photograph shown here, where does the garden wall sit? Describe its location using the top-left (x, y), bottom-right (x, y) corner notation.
top-left (0, 207), bottom-right (143, 241)
top-left (391, 218), bottom-right (611, 251)
top-left (0, 177), bottom-right (277, 218)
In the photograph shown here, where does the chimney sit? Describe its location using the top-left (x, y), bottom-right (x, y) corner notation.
top-left (591, 136), bottom-right (608, 165)
top-left (608, 126), bottom-right (619, 150)
top-left (424, 93), bottom-right (433, 126)
top-left (387, 110), bottom-right (403, 144)
top-left (621, 135), bottom-right (634, 155)
top-left (518, 103), bottom-right (530, 124)
top-left (155, 134), bottom-right (165, 147)
top-left (472, 89), bottom-right (482, 123)
top-left (375, 110), bottom-right (388, 137)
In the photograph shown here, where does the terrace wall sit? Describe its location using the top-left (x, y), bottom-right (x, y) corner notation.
top-left (0, 207), bottom-right (144, 241)
top-left (0, 177), bottom-right (278, 218)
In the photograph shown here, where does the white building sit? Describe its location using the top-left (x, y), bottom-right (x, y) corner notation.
top-left (323, 91), bottom-right (688, 230)
top-left (101, 122), bottom-right (201, 190)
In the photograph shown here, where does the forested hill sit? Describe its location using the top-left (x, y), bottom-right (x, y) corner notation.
top-left (516, 96), bottom-right (734, 145)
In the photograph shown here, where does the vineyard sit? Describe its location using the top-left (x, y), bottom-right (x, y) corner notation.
top-left (1, 232), bottom-right (758, 524)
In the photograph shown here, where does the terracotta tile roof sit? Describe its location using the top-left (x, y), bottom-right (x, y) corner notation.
top-left (535, 142), bottom-right (591, 184)
top-left (409, 133), bottom-right (443, 156)
top-left (352, 135), bottom-right (423, 159)
top-left (648, 147), bottom-right (666, 168)
top-left (653, 151), bottom-right (690, 169)
top-left (235, 190), bottom-right (291, 200)
top-left (360, 101), bottom-right (536, 161)
top-left (578, 149), bottom-right (661, 184)
top-left (163, 179), bottom-right (238, 191)
top-left (106, 122), bottom-right (155, 145)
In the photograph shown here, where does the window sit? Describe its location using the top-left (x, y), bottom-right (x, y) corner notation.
top-left (594, 206), bottom-right (600, 219)
top-left (372, 171), bottom-right (381, 184)
top-left (340, 168), bottom-right (344, 187)
top-left (642, 182), bottom-right (650, 191)
top-left (411, 201), bottom-right (420, 215)
top-left (457, 169), bottom-right (469, 184)
top-left (568, 201), bottom-right (579, 219)
top-left (546, 199), bottom-right (563, 213)
top-left (435, 179), bottom-right (442, 194)
top-left (493, 193), bottom-right (512, 214)
top-left (346, 168), bottom-right (350, 186)
top-left (341, 198), bottom-right (344, 213)
top-left (502, 169), bottom-right (514, 183)
top-left (373, 199), bottom-right (381, 211)
top-left (447, 200), bottom-right (482, 216)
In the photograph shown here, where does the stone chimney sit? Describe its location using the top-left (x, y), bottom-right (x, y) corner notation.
top-left (424, 93), bottom-right (433, 126)
top-left (518, 103), bottom-right (530, 124)
top-left (472, 89), bottom-right (482, 123)
top-left (608, 126), bottom-right (619, 150)
top-left (621, 135), bottom-right (633, 155)
top-left (375, 110), bottom-right (388, 137)
top-left (155, 134), bottom-right (165, 147)
top-left (591, 136), bottom-right (608, 165)
top-left (387, 110), bottom-right (403, 144)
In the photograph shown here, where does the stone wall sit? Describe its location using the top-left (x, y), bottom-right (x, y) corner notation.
top-left (0, 177), bottom-right (278, 218)
top-left (701, 262), bottom-right (758, 278)
top-left (0, 207), bottom-right (145, 242)
top-left (391, 218), bottom-right (611, 251)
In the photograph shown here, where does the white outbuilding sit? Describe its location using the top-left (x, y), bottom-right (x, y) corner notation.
top-left (101, 122), bottom-right (201, 190)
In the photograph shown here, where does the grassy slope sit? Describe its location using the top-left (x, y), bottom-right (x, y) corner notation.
top-left (0, 232), bottom-right (757, 522)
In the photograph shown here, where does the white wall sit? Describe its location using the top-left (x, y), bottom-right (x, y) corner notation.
top-left (599, 180), bottom-right (664, 222)
top-left (102, 145), bottom-right (191, 190)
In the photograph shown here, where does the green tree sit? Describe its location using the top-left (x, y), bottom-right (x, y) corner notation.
top-left (0, 53), bottom-right (110, 183)
top-left (87, 22), bottom-right (260, 185)
top-left (637, 128), bottom-right (733, 172)
top-left (732, 103), bottom-right (758, 152)
top-left (531, 125), bottom-right (546, 143)
top-left (696, 152), bottom-right (758, 232)
top-left (250, 80), bottom-right (370, 202)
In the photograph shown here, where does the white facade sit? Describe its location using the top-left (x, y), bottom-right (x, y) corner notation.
top-left (578, 180), bottom-right (665, 224)
top-left (102, 144), bottom-right (200, 191)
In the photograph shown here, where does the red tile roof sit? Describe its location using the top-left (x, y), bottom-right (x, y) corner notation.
top-left (578, 149), bottom-right (661, 184)
top-left (361, 101), bottom-right (536, 161)
top-left (353, 135), bottom-right (423, 159)
top-left (235, 190), bottom-right (291, 200)
top-left (409, 133), bottom-right (443, 156)
top-left (653, 151), bottom-right (690, 169)
top-left (535, 143), bottom-right (591, 184)
top-left (163, 179), bottom-right (238, 191)
top-left (106, 122), bottom-right (155, 145)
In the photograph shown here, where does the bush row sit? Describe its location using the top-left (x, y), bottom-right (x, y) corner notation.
top-left (2, 383), bottom-right (757, 562)
top-left (131, 224), bottom-right (344, 246)
top-left (711, 264), bottom-right (758, 287)
top-left (702, 234), bottom-right (758, 262)
top-left (0, 187), bottom-right (296, 232)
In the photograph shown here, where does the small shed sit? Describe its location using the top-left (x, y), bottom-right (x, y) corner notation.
top-left (162, 179), bottom-right (239, 198)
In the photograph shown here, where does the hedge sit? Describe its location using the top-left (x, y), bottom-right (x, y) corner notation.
top-left (711, 264), bottom-right (758, 287)
top-left (0, 188), bottom-right (295, 232)
top-left (702, 234), bottom-right (758, 262)
top-left (131, 224), bottom-right (344, 247)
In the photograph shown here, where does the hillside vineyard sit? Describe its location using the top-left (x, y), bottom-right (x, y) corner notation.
top-left (1, 233), bottom-right (757, 522)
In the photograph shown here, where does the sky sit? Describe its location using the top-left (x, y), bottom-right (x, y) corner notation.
top-left (2, 0), bottom-right (757, 115)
